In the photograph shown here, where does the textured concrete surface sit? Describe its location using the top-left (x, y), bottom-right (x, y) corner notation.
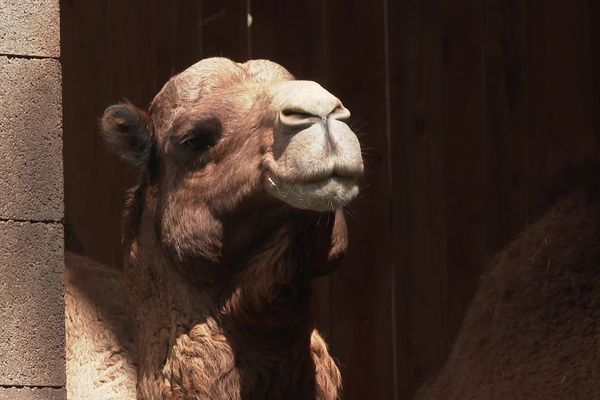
top-left (0, 0), bottom-right (60, 58)
top-left (0, 56), bottom-right (63, 221)
top-left (0, 387), bottom-right (65, 400)
top-left (0, 221), bottom-right (65, 387)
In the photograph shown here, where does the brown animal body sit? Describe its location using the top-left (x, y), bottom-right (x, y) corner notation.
top-left (66, 58), bottom-right (364, 399)
top-left (417, 169), bottom-right (600, 399)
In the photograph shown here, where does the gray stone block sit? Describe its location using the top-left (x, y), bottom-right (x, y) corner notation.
top-left (0, 0), bottom-right (60, 58)
top-left (0, 221), bottom-right (65, 387)
top-left (0, 387), bottom-right (65, 400)
top-left (0, 56), bottom-right (63, 221)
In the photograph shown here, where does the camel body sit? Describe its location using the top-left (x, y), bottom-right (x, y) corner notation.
top-left (417, 186), bottom-right (600, 399)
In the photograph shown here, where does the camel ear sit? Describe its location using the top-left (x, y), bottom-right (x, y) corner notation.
top-left (312, 209), bottom-right (348, 278)
top-left (100, 103), bottom-right (152, 169)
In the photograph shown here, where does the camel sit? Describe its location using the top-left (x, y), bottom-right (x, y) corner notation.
top-left (416, 163), bottom-right (600, 400)
top-left (65, 58), bottom-right (364, 399)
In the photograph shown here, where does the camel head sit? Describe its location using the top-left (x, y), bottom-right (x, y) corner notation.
top-left (100, 58), bottom-right (363, 279)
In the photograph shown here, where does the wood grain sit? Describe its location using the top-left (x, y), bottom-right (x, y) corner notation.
top-left (387, 1), bottom-right (446, 397)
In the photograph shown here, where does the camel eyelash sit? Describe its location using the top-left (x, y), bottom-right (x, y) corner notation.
top-left (176, 116), bottom-right (222, 152)
top-left (180, 132), bottom-right (216, 151)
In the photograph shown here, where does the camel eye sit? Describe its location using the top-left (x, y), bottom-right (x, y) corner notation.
top-left (180, 132), bottom-right (216, 151)
top-left (178, 116), bottom-right (222, 153)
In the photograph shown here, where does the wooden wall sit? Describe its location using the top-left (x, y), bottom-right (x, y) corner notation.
top-left (61, 0), bottom-right (600, 398)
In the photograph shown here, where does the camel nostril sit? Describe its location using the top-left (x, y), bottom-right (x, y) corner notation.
top-left (279, 109), bottom-right (318, 128)
top-left (279, 105), bottom-right (350, 128)
top-left (281, 109), bottom-right (314, 119)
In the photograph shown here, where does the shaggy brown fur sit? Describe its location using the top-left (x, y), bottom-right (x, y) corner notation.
top-left (129, 211), bottom-right (343, 400)
top-left (417, 169), bottom-right (600, 399)
top-left (67, 58), bottom-right (360, 399)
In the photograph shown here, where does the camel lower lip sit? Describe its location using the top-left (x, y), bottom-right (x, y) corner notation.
top-left (268, 173), bottom-right (358, 186)
top-left (304, 175), bottom-right (352, 186)
top-left (266, 173), bottom-right (360, 211)
top-left (267, 174), bottom-right (358, 190)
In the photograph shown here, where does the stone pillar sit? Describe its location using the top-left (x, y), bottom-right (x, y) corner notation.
top-left (0, 1), bottom-right (65, 399)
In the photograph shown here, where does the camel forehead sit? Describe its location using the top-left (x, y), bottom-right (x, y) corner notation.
top-left (183, 57), bottom-right (294, 85)
top-left (152, 58), bottom-right (293, 111)
top-left (149, 58), bottom-right (294, 131)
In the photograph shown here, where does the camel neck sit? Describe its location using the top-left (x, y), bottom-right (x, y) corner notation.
top-left (127, 221), bottom-right (324, 399)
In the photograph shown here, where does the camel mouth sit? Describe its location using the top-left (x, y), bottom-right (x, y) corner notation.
top-left (265, 172), bottom-right (360, 211)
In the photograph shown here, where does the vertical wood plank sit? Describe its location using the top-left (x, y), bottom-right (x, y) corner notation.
top-left (173, 2), bottom-right (204, 75)
top-left (525, 0), bottom-right (595, 217)
top-left (201, 0), bottom-right (249, 61)
top-left (482, 0), bottom-right (530, 256)
top-left (62, 0), bottom-right (117, 267)
top-left (591, 0), bottom-right (600, 149)
top-left (249, 0), bottom-right (324, 79)
top-left (387, 0), bottom-right (446, 397)
top-left (523, 1), bottom-right (548, 220)
top-left (441, 0), bottom-right (487, 350)
top-left (324, 0), bottom-right (394, 398)
top-left (148, 0), bottom-right (202, 84)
